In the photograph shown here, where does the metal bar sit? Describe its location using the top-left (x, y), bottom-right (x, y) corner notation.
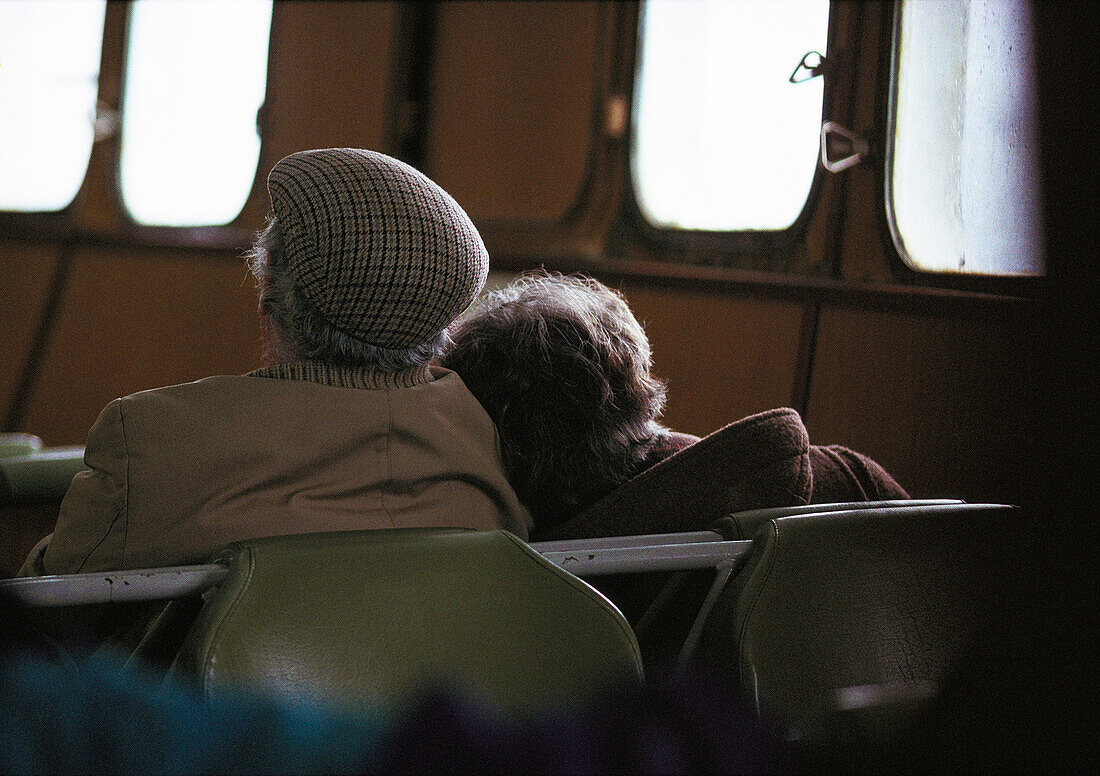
top-left (529, 530), bottom-right (722, 553)
top-left (676, 558), bottom-right (739, 672)
top-left (0, 564), bottom-right (228, 607)
top-left (537, 540), bottom-right (753, 576)
top-left (724, 499), bottom-right (964, 524)
top-left (1, 536), bottom-right (756, 606)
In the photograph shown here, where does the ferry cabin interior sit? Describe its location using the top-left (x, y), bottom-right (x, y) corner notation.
top-left (0, 0), bottom-right (1091, 771)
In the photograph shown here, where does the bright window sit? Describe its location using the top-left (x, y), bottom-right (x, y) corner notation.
top-left (888, 0), bottom-right (1044, 276)
top-left (631, 0), bottom-right (830, 232)
top-left (119, 0), bottom-right (273, 227)
top-left (0, 0), bottom-right (106, 212)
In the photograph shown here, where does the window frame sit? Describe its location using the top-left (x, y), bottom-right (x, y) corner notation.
top-left (114, 0), bottom-right (274, 230)
top-left (0, 0), bottom-right (1049, 304)
top-left (0, 0), bottom-right (108, 219)
top-left (615, 0), bottom-right (833, 270)
top-left (876, 0), bottom-right (1049, 296)
top-left (0, 0), bottom-right (116, 235)
top-left (0, 1), bottom-right (273, 249)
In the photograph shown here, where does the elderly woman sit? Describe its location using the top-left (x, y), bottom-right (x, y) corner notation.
top-left (442, 272), bottom-right (693, 535)
top-left (442, 272), bottom-right (907, 539)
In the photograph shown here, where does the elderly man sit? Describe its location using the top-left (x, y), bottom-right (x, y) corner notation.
top-left (19, 149), bottom-right (531, 577)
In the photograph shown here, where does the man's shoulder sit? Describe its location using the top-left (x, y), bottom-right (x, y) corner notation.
top-left (110, 368), bottom-right (483, 429)
top-left (109, 375), bottom-right (309, 429)
top-left (121, 374), bottom-right (263, 405)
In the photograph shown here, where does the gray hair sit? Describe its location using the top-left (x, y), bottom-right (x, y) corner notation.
top-left (247, 218), bottom-right (448, 370)
top-left (441, 271), bottom-right (668, 533)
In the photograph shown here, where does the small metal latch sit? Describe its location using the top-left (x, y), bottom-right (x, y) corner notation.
top-left (604, 94), bottom-right (630, 139)
top-left (819, 121), bottom-right (869, 173)
top-left (92, 101), bottom-right (120, 142)
top-left (789, 50), bottom-right (829, 84)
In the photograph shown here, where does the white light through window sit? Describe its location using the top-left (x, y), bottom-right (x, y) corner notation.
top-left (0, 0), bottom-right (106, 212)
top-left (889, 0), bottom-right (1044, 275)
top-left (119, 0), bottom-right (272, 226)
top-left (632, 0), bottom-right (830, 232)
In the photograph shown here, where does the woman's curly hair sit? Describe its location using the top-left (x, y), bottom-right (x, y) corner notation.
top-left (441, 272), bottom-right (668, 533)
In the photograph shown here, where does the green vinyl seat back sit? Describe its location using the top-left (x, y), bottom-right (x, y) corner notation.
top-left (697, 503), bottom-right (1023, 736)
top-left (0, 433), bottom-right (44, 458)
top-left (170, 528), bottom-right (643, 716)
top-left (0, 441), bottom-right (86, 504)
top-left (711, 498), bottom-right (965, 540)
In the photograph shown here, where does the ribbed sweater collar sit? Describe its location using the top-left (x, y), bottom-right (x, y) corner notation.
top-left (246, 360), bottom-right (435, 390)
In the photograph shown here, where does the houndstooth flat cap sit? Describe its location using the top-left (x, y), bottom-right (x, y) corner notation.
top-left (267, 148), bottom-right (488, 348)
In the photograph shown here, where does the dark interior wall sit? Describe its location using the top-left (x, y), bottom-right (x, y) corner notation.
top-left (0, 242), bottom-right (62, 426)
top-left (620, 287), bottom-right (805, 437)
top-left (427, 1), bottom-right (600, 221)
top-left (251, 0), bottom-right (395, 221)
top-left (804, 305), bottom-right (1045, 503)
top-left (1, 241), bottom-right (260, 446)
top-left (1, 1), bottom-right (1045, 514)
top-left (18, 248), bottom-right (261, 445)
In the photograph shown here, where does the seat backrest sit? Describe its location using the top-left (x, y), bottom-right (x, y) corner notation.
top-left (170, 528), bottom-right (643, 715)
top-left (0, 433), bottom-right (44, 458)
top-left (0, 445), bottom-right (86, 504)
top-left (697, 503), bottom-right (1024, 733)
top-left (712, 498), bottom-right (964, 540)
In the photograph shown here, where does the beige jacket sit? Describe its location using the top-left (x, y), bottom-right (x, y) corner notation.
top-left (19, 361), bottom-right (531, 576)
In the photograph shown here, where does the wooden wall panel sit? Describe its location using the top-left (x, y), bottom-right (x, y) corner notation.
top-left (837, 2), bottom-right (895, 283)
top-left (620, 284), bottom-right (805, 437)
top-left (0, 241), bottom-right (61, 424)
top-left (17, 248), bottom-right (260, 445)
top-left (239, 1), bottom-right (395, 226)
top-left (427, 1), bottom-right (599, 221)
top-left (804, 306), bottom-right (1045, 505)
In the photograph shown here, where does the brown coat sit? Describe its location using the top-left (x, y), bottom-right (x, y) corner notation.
top-left (535, 408), bottom-right (908, 541)
top-left (19, 362), bottom-right (531, 576)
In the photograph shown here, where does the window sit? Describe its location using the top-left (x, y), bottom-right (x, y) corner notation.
top-left (631, 0), bottom-right (830, 232)
top-left (0, 0), bottom-right (106, 212)
top-left (119, 0), bottom-right (273, 226)
top-left (888, 0), bottom-right (1044, 276)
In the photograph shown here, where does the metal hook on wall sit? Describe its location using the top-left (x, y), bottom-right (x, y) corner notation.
top-left (789, 50), bottom-right (829, 84)
top-left (820, 121), bottom-right (870, 173)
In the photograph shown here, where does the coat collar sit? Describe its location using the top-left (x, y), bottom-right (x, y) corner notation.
top-left (246, 360), bottom-right (435, 390)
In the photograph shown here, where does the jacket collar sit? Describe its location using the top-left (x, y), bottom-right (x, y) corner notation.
top-left (246, 360), bottom-right (435, 390)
